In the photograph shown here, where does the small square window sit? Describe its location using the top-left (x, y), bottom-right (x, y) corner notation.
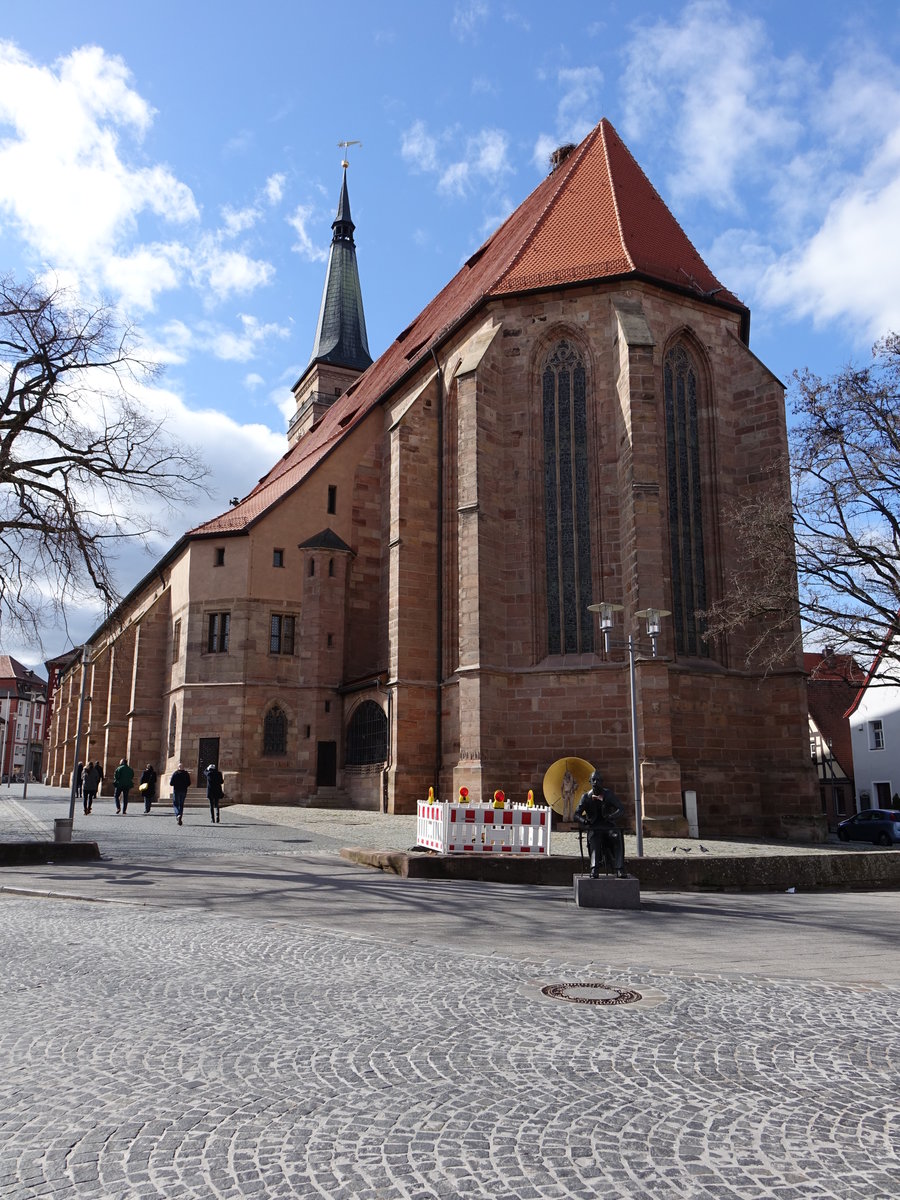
top-left (273, 549), bottom-right (284, 568)
top-left (324, 700), bottom-right (331, 713)
top-left (214, 547), bottom-right (225, 567)
top-left (305, 724), bottom-right (311, 739)
top-left (327, 485), bottom-right (337, 515)
top-left (327, 633), bottom-right (333, 647)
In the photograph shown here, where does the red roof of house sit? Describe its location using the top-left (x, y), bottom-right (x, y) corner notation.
top-left (804, 652), bottom-right (866, 779)
top-left (0, 655), bottom-right (46, 689)
top-left (843, 624), bottom-right (898, 719)
top-left (192, 118), bottom-right (746, 538)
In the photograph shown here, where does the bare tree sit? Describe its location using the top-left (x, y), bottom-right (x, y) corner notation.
top-left (0, 274), bottom-right (206, 645)
top-left (705, 333), bottom-right (900, 680)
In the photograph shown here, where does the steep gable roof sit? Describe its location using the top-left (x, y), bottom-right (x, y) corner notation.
top-left (843, 623), bottom-right (899, 718)
top-left (192, 117), bottom-right (746, 538)
top-left (804, 651), bottom-right (866, 779)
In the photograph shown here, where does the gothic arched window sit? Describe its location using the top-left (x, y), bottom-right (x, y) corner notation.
top-left (168, 704), bottom-right (177, 757)
top-left (542, 340), bottom-right (593, 654)
top-left (263, 705), bottom-right (287, 755)
top-left (664, 343), bottom-right (708, 657)
top-left (345, 700), bottom-right (388, 765)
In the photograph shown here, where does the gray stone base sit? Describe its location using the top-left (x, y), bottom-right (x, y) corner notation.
top-left (573, 873), bottom-right (641, 909)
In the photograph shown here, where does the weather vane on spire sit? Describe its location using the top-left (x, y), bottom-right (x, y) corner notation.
top-left (337, 139), bottom-right (362, 169)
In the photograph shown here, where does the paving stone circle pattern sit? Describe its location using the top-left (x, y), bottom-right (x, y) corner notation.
top-left (1, 894), bottom-right (898, 1199)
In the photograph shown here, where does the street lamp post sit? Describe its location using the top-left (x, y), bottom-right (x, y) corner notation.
top-left (67, 645), bottom-right (91, 823)
top-left (588, 603), bottom-right (670, 858)
top-left (21, 690), bottom-right (43, 805)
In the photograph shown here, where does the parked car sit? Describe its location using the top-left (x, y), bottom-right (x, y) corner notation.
top-left (837, 809), bottom-right (900, 846)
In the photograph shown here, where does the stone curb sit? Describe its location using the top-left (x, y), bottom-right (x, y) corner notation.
top-left (340, 846), bottom-right (900, 890)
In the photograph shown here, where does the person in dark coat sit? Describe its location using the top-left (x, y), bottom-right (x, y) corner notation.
top-left (574, 770), bottom-right (627, 879)
top-left (170, 763), bottom-right (191, 825)
top-left (82, 760), bottom-right (102, 813)
top-left (204, 763), bottom-right (224, 824)
top-left (139, 764), bottom-right (157, 813)
top-left (113, 758), bottom-right (135, 813)
top-left (74, 761), bottom-right (84, 802)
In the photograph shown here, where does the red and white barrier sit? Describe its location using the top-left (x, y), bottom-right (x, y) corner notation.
top-left (416, 801), bottom-right (552, 855)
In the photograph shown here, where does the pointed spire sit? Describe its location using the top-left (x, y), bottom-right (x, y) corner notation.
top-left (332, 166), bottom-right (354, 240)
top-left (307, 164), bottom-right (372, 373)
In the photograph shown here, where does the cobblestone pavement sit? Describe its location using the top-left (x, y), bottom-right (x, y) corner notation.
top-left (1, 895), bottom-right (898, 1200)
top-left (2, 789), bottom-right (899, 1198)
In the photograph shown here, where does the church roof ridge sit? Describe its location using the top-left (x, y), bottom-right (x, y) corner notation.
top-left (192, 117), bottom-right (749, 538)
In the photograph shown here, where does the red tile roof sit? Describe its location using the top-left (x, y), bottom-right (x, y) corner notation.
top-left (192, 118), bottom-right (746, 538)
top-left (804, 652), bottom-right (866, 778)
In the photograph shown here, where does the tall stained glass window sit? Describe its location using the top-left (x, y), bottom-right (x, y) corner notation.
top-left (542, 340), bottom-right (593, 654)
top-left (664, 343), bottom-right (708, 656)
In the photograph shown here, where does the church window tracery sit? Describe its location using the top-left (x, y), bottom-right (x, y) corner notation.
top-left (542, 339), bottom-right (593, 654)
top-left (263, 705), bottom-right (287, 755)
top-left (664, 342), bottom-right (708, 657)
top-left (346, 699), bottom-right (388, 765)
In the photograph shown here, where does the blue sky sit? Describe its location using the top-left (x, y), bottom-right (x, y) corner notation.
top-left (2, 0), bottom-right (900, 665)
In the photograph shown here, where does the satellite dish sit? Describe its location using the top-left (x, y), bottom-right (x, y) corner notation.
top-left (542, 756), bottom-right (594, 819)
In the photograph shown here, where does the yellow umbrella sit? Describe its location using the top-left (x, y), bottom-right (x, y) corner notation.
top-left (542, 757), bottom-right (595, 820)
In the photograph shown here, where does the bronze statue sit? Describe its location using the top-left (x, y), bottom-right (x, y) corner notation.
top-left (575, 770), bottom-right (626, 878)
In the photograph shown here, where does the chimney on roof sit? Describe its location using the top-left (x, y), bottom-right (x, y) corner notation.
top-left (824, 645), bottom-right (835, 659)
top-left (549, 143), bottom-right (576, 172)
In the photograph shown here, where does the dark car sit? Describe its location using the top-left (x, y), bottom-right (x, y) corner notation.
top-left (837, 808), bottom-right (900, 846)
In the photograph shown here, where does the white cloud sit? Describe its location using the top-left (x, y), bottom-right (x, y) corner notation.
top-left (615, 1), bottom-right (900, 341)
top-left (243, 372), bottom-right (265, 391)
top-left (404, 121), bottom-right (511, 198)
top-left (452, 2), bottom-right (489, 40)
top-left (193, 244), bottom-right (274, 302)
top-left (206, 314), bottom-right (290, 362)
top-left (502, 6), bottom-right (530, 31)
top-left (264, 173), bottom-right (285, 205)
top-left (401, 119), bottom-right (439, 173)
top-left (221, 204), bottom-right (260, 236)
top-left (287, 204), bottom-right (327, 263)
top-left (761, 143), bottom-right (900, 340)
top-left (0, 40), bottom-right (199, 294)
top-left (104, 242), bottom-right (187, 311)
top-left (620, 1), bottom-right (800, 208)
top-left (440, 129), bottom-right (511, 195)
top-left (531, 65), bottom-right (602, 169)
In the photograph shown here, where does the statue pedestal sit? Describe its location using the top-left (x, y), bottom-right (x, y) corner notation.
top-left (573, 874), bottom-right (641, 909)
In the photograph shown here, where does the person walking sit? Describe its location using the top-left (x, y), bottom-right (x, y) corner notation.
top-left (170, 762), bottom-right (191, 825)
top-left (74, 761), bottom-right (84, 803)
top-left (113, 758), bottom-right (135, 813)
top-left (139, 763), bottom-right (157, 813)
top-left (204, 763), bottom-right (224, 824)
top-left (82, 760), bottom-right (101, 813)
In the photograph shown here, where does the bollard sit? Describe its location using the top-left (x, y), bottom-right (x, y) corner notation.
top-left (54, 818), bottom-right (73, 842)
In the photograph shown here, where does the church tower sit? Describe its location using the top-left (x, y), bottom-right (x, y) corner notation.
top-left (288, 163), bottom-right (373, 443)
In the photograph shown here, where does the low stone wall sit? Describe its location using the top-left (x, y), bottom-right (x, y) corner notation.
top-left (340, 848), bottom-right (900, 891)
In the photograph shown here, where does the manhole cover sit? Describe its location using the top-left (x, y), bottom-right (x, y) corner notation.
top-left (541, 981), bottom-right (643, 1006)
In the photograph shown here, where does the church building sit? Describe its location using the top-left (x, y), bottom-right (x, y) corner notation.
top-left (46, 119), bottom-right (821, 838)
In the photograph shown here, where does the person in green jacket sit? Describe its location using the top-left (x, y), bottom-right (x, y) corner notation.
top-left (113, 758), bottom-right (135, 814)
